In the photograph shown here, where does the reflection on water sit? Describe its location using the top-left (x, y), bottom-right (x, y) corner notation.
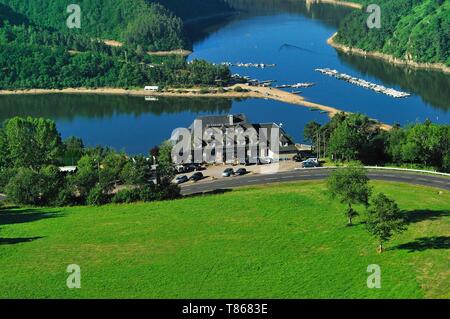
top-left (0, 95), bottom-right (232, 124)
top-left (190, 0), bottom-right (450, 115)
top-left (1, 0), bottom-right (448, 154)
top-left (0, 94), bottom-right (329, 154)
top-left (338, 52), bottom-right (450, 111)
top-left (226, 0), bottom-right (353, 27)
top-left (187, 0), bottom-right (352, 43)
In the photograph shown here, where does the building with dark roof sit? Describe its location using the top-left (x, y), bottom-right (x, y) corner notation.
top-left (175, 114), bottom-right (298, 164)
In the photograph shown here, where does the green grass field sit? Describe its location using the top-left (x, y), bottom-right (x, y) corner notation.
top-left (0, 181), bottom-right (448, 298)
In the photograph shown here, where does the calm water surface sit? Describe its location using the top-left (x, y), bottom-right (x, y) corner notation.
top-left (1, 0), bottom-right (448, 154)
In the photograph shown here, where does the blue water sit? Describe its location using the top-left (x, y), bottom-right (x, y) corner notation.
top-left (190, 12), bottom-right (450, 126)
top-left (51, 98), bottom-right (329, 154)
top-left (1, 0), bottom-right (448, 154)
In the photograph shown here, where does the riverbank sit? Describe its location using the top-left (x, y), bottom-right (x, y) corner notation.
top-left (305, 0), bottom-right (362, 9)
top-left (327, 33), bottom-right (450, 75)
top-left (0, 85), bottom-right (392, 131)
top-left (102, 40), bottom-right (192, 57)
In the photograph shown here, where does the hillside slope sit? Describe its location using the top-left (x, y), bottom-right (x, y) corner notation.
top-left (0, 181), bottom-right (448, 298)
top-left (335, 0), bottom-right (449, 67)
top-left (0, 1), bottom-right (231, 90)
top-left (0, 0), bottom-right (186, 51)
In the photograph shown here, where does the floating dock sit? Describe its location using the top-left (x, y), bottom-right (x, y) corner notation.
top-left (315, 68), bottom-right (411, 98)
top-left (221, 62), bottom-right (276, 68)
top-left (276, 82), bottom-right (315, 89)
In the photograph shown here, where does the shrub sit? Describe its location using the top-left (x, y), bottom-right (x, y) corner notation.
top-left (139, 184), bottom-right (158, 202)
top-left (86, 184), bottom-right (111, 206)
top-left (112, 188), bottom-right (141, 204)
top-left (55, 182), bottom-right (79, 207)
top-left (199, 88), bottom-right (211, 94)
top-left (0, 168), bottom-right (17, 193)
top-left (5, 168), bottom-right (42, 206)
top-left (157, 183), bottom-right (181, 200)
top-left (40, 165), bottom-right (65, 206)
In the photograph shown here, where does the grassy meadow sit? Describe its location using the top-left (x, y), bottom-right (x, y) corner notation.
top-left (0, 181), bottom-right (448, 298)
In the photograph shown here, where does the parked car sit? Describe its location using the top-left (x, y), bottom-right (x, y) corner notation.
top-left (301, 158), bottom-right (320, 168)
top-left (235, 168), bottom-right (247, 176)
top-left (175, 175), bottom-right (189, 184)
top-left (175, 165), bottom-right (185, 173)
top-left (194, 165), bottom-right (206, 171)
top-left (222, 168), bottom-right (235, 177)
top-left (258, 157), bottom-right (273, 165)
top-left (190, 172), bottom-right (204, 181)
top-left (305, 158), bottom-right (319, 165)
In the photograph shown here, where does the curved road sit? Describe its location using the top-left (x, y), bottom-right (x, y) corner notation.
top-left (181, 168), bottom-right (450, 196)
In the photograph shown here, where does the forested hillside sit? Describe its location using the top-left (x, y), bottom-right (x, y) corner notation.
top-left (0, 1), bottom-right (231, 89)
top-left (335, 0), bottom-right (449, 66)
top-left (0, 0), bottom-right (187, 50)
top-left (153, 0), bottom-right (233, 21)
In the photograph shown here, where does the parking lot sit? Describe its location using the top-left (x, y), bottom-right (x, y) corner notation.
top-left (173, 161), bottom-right (302, 185)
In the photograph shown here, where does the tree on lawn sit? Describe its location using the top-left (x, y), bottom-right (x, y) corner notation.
top-left (327, 162), bottom-right (372, 226)
top-left (366, 193), bottom-right (407, 253)
top-left (157, 141), bottom-right (176, 185)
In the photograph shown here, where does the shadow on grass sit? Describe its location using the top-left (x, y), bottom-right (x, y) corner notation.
top-left (0, 236), bottom-right (43, 245)
top-left (394, 236), bottom-right (450, 252)
top-left (0, 207), bottom-right (62, 227)
top-left (404, 210), bottom-right (450, 224)
top-left (184, 188), bottom-right (233, 198)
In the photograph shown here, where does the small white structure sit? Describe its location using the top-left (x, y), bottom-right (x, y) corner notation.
top-left (59, 166), bottom-right (78, 173)
top-left (144, 86), bottom-right (159, 91)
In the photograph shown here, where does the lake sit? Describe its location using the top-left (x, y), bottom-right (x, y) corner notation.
top-left (1, 0), bottom-right (449, 154)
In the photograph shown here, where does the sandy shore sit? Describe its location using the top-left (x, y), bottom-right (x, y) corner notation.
top-left (305, 0), bottom-right (362, 9)
top-left (328, 33), bottom-right (450, 74)
top-left (102, 39), bottom-right (192, 57)
top-left (0, 85), bottom-right (392, 130)
top-left (0, 87), bottom-right (259, 99)
top-left (147, 49), bottom-right (192, 57)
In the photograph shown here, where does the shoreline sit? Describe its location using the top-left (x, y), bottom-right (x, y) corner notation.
top-left (327, 33), bottom-right (450, 75)
top-left (305, 0), bottom-right (362, 9)
top-left (0, 85), bottom-right (392, 131)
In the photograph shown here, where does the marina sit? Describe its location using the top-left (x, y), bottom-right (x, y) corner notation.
top-left (220, 62), bottom-right (276, 68)
top-left (276, 83), bottom-right (316, 89)
top-left (315, 68), bottom-right (411, 98)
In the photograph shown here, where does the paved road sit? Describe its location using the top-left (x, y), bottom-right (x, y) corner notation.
top-left (181, 168), bottom-right (450, 196)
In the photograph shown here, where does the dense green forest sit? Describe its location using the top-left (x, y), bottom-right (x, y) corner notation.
top-left (155, 0), bottom-right (233, 21)
top-left (0, 117), bottom-right (180, 206)
top-left (0, 1), bottom-right (231, 89)
top-left (0, 0), bottom-right (232, 49)
top-left (304, 114), bottom-right (450, 173)
top-left (336, 0), bottom-right (449, 66)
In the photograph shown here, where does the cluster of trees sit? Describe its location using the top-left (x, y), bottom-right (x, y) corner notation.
top-left (0, 2), bottom-right (231, 89)
top-left (327, 163), bottom-right (407, 252)
top-left (0, 0), bottom-right (187, 51)
top-left (0, 29), bottom-right (230, 89)
top-left (157, 0), bottom-right (232, 21)
top-left (304, 113), bottom-right (450, 172)
top-left (336, 0), bottom-right (450, 66)
top-left (0, 117), bottom-right (180, 207)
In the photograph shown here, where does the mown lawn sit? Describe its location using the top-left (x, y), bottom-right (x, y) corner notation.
top-left (0, 181), bottom-right (448, 298)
